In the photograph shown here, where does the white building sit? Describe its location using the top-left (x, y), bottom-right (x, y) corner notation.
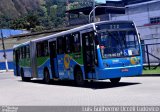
top-left (111, 0), bottom-right (160, 63)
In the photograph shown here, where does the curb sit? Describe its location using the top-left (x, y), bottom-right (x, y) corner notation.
top-left (0, 70), bottom-right (14, 73)
top-left (140, 74), bottom-right (160, 77)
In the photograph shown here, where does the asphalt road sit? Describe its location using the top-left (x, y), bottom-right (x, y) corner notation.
top-left (0, 71), bottom-right (160, 106)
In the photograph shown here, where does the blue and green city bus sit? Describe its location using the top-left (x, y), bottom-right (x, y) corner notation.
top-left (13, 21), bottom-right (143, 86)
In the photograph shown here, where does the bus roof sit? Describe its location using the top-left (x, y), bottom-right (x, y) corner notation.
top-left (13, 20), bottom-right (134, 48)
top-left (32, 20), bottom-right (134, 43)
top-left (32, 23), bottom-right (95, 43)
top-left (13, 41), bottom-right (30, 49)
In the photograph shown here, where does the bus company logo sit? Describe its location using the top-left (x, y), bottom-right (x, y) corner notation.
top-left (64, 54), bottom-right (70, 70)
top-left (112, 59), bottom-right (119, 64)
top-left (130, 57), bottom-right (138, 65)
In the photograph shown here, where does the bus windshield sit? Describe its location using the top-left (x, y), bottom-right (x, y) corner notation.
top-left (97, 29), bottom-right (140, 59)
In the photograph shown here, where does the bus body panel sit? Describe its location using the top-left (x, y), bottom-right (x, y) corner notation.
top-left (23, 67), bottom-right (32, 78)
top-left (13, 20), bottom-right (143, 82)
top-left (13, 49), bottom-right (20, 76)
top-left (55, 53), bottom-right (84, 80)
top-left (30, 41), bottom-right (38, 78)
top-left (13, 43), bottom-right (33, 78)
top-left (96, 65), bottom-right (142, 80)
top-left (94, 21), bottom-right (143, 80)
top-left (36, 58), bottom-right (51, 79)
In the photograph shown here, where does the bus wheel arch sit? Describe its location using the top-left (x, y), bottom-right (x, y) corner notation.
top-left (43, 67), bottom-right (51, 84)
top-left (20, 68), bottom-right (24, 77)
top-left (74, 65), bottom-right (85, 86)
top-left (20, 68), bottom-right (31, 81)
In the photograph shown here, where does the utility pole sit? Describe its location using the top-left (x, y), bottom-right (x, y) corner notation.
top-left (0, 29), bottom-right (9, 72)
top-left (89, 6), bottom-right (125, 23)
top-left (92, 0), bottom-right (95, 23)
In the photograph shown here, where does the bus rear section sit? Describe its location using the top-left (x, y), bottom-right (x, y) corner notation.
top-left (13, 43), bottom-right (32, 81)
top-left (93, 21), bottom-right (143, 81)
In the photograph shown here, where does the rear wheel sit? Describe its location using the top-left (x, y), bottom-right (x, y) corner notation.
top-left (75, 69), bottom-right (85, 86)
top-left (21, 69), bottom-right (31, 81)
top-left (43, 69), bottom-right (51, 84)
top-left (110, 78), bottom-right (121, 85)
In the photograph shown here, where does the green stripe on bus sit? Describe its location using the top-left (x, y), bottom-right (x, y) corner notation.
top-left (19, 58), bottom-right (31, 67)
top-left (36, 56), bottom-right (49, 67)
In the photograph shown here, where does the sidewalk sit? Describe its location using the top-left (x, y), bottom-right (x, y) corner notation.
top-left (0, 69), bottom-right (14, 73)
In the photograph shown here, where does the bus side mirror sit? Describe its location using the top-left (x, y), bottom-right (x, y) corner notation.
top-left (138, 33), bottom-right (142, 41)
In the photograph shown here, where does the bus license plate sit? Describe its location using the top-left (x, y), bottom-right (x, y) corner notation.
top-left (121, 68), bottom-right (129, 72)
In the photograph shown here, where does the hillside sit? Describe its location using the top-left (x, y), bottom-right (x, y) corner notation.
top-left (0, 0), bottom-right (45, 18)
top-left (0, 0), bottom-right (92, 31)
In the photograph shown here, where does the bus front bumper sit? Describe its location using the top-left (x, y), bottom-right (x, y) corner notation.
top-left (95, 65), bottom-right (143, 80)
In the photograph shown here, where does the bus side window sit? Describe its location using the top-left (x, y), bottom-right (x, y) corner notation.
top-left (72, 32), bottom-right (81, 53)
top-left (20, 47), bottom-right (24, 59)
top-left (13, 49), bottom-right (16, 61)
top-left (44, 42), bottom-right (49, 56)
top-left (37, 44), bottom-right (41, 57)
top-left (19, 48), bottom-right (21, 59)
top-left (65, 35), bottom-right (71, 53)
top-left (26, 45), bottom-right (30, 58)
top-left (24, 46), bottom-right (26, 59)
top-left (37, 41), bottom-right (49, 57)
top-left (57, 37), bottom-right (65, 54)
top-left (17, 49), bottom-right (20, 59)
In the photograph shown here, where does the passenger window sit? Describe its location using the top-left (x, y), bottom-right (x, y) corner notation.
top-left (57, 37), bottom-right (65, 54)
top-left (37, 41), bottom-right (49, 57)
top-left (20, 48), bottom-right (22, 59)
top-left (72, 33), bottom-right (81, 53)
top-left (37, 44), bottom-right (41, 57)
top-left (65, 35), bottom-right (71, 53)
top-left (21, 47), bottom-right (25, 59)
top-left (24, 46), bottom-right (26, 59)
top-left (17, 49), bottom-right (20, 59)
top-left (26, 45), bottom-right (30, 58)
top-left (44, 42), bottom-right (49, 56)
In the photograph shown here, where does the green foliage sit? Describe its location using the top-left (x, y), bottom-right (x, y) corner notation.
top-left (39, 6), bottom-right (48, 17)
top-left (32, 26), bottom-right (45, 32)
top-left (50, 5), bottom-right (57, 18)
top-left (0, 0), bottom-right (93, 32)
top-left (0, 15), bottom-right (11, 28)
top-left (9, 13), bottom-right (39, 30)
top-left (26, 13), bottom-right (40, 29)
top-left (143, 66), bottom-right (160, 74)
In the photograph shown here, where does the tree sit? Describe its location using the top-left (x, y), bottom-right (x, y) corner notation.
top-left (26, 13), bottom-right (39, 29)
top-left (50, 5), bottom-right (57, 18)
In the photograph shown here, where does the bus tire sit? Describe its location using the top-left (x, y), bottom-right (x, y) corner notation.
top-left (110, 78), bottom-right (121, 85)
top-left (21, 68), bottom-right (31, 82)
top-left (43, 68), bottom-right (51, 84)
top-left (74, 68), bottom-right (85, 86)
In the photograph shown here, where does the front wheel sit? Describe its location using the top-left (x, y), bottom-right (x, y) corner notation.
top-left (110, 78), bottom-right (121, 85)
top-left (75, 69), bottom-right (85, 86)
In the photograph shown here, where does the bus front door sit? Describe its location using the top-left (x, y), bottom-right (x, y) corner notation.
top-left (82, 32), bottom-right (96, 79)
top-left (49, 41), bottom-right (59, 78)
